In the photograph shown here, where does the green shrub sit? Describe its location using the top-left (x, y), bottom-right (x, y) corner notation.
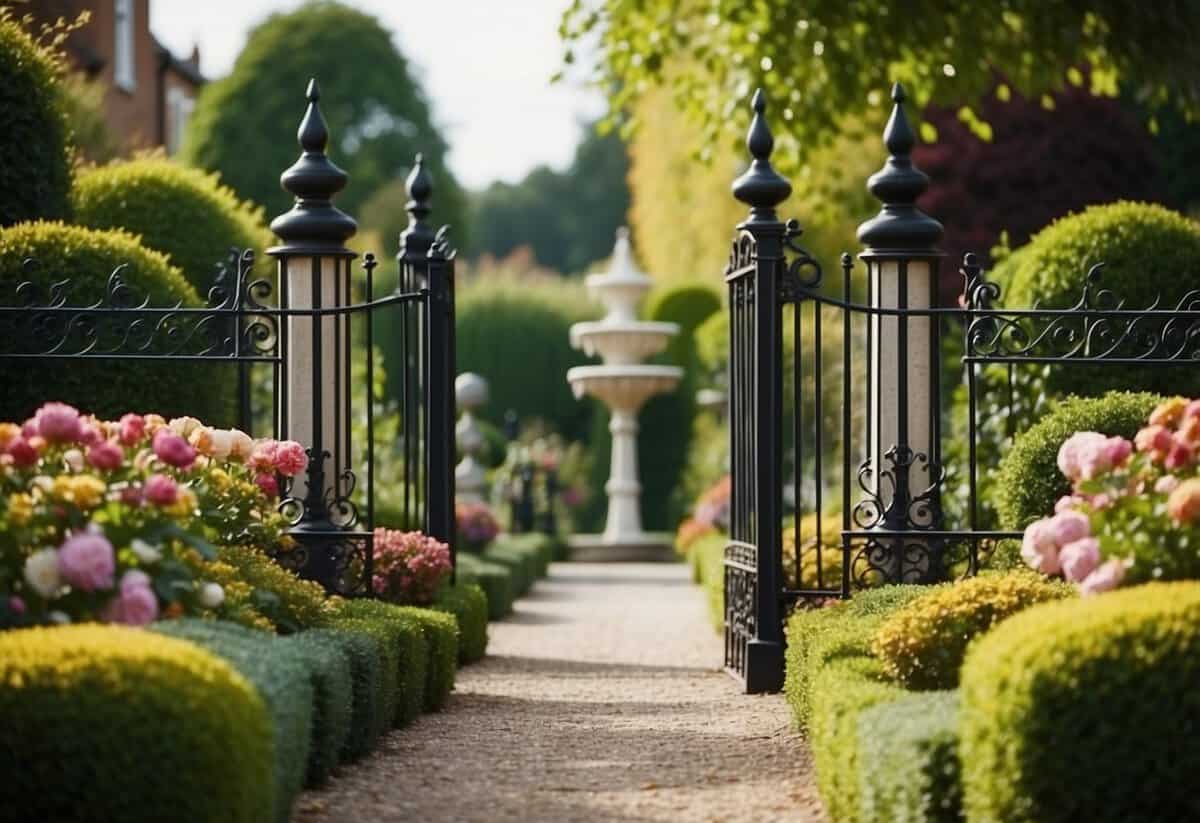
top-left (0, 11), bottom-right (72, 227)
top-left (993, 391), bottom-right (1161, 528)
top-left (72, 156), bottom-right (271, 294)
top-left (857, 691), bottom-right (962, 823)
top-left (872, 571), bottom-right (1073, 690)
top-left (433, 582), bottom-right (489, 662)
top-left (483, 544), bottom-right (536, 596)
top-left (392, 606), bottom-right (459, 710)
top-left (691, 531), bottom-right (726, 631)
top-left (282, 631), bottom-right (354, 786)
top-left (215, 545), bottom-right (332, 633)
top-left (301, 628), bottom-right (383, 761)
top-left (0, 221), bottom-right (236, 423)
top-left (457, 553), bottom-right (515, 619)
top-left (0, 624), bottom-right (272, 823)
top-left (492, 533), bottom-right (554, 577)
top-left (320, 617), bottom-right (399, 743)
top-left (961, 582), bottom-right (1200, 823)
top-left (334, 599), bottom-right (429, 725)
top-left (151, 620), bottom-right (312, 823)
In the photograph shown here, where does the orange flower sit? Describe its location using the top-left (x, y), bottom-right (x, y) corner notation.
top-left (1167, 477), bottom-right (1200, 524)
top-left (1149, 397), bottom-right (1189, 428)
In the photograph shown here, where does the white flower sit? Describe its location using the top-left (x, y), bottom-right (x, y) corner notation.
top-left (23, 548), bottom-right (61, 598)
top-left (48, 610), bottom-right (71, 624)
top-left (130, 539), bottom-right (162, 564)
top-left (62, 448), bottom-right (84, 473)
top-left (228, 429), bottom-right (254, 461)
top-left (199, 582), bottom-right (225, 609)
top-left (208, 429), bottom-right (234, 460)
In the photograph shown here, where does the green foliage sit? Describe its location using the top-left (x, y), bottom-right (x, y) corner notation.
top-left (0, 10), bottom-right (71, 227)
top-left (856, 691), bottom-right (963, 823)
top-left (689, 531), bottom-right (727, 631)
top-left (282, 631), bottom-right (354, 786)
top-left (994, 392), bottom-right (1162, 529)
top-left (872, 572), bottom-right (1072, 690)
top-left (456, 553), bottom-right (515, 619)
top-left (152, 620), bottom-right (313, 823)
top-left (0, 221), bottom-right (235, 423)
top-left (216, 546), bottom-right (333, 633)
top-left (0, 624), bottom-right (272, 823)
top-left (390, 606), bottom-right (459, 711)
top-left (483, 543), bottom-right (537, 597)
top-left (333, 598), bottom-right (429, 726)
top-left (60, 72), bottom-right (118, 165)
top-left (181, 0), bottom-right (465, 226)
top-left (491, 533), bottom-right (555, 578)
top-left (433, 582), bottom-right (489, 663)
top-left (300, 628), bottom-right (383, 761)
top-left (72, 156), bottom-right (271, 294)
top-left (319, 617), bottom-right (399, 743)
top-left (960, 582), bottom-right (1200, 823)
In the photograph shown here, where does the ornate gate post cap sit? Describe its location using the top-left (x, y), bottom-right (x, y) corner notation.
top-left (732, 89), bottom-right (793, 224)
top-left (857, 83), bottom-right (943, 257)
top-left (399, 153), bottom-right (436, 260)
top-left (269, 78), bottom-right (357, 256)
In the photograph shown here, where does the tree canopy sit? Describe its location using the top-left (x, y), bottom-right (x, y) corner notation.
top-left (561, 1), bottom-right (1200, 177)
top-left (182, 1), bottom-right (465, 236)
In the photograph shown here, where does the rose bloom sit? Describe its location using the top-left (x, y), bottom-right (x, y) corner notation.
top-left (248, 439), bottom-right (279, 472)
top-left (228, 429), bottom-right (254, 462)
top-left (1021, 518), bottom-right (1061, 575)
top-left (168, 416), bottom-right (203, 439)
top-left (1080, 559), bottom-right (1126, 595)
top-left (6, 437), bottom-right (38, 467)
top-left (118, 413), bottom-right (146, 446)
top-left (144, 473), bottom-right (179, 506)
top-left (1134, 425), bottom-right (1175, 456)
top-left (254, 472), bottom-right (279, 497)
top-left (1059, 537), bottom-right (1101, 583)
top-left (1048, 510), bottom-right (1090, 547)
top-left (273, 441), bottom-right (308, 477)
top-left (1056, 432), bottom-right (1107, 482)
top-left (1165, 439), bottom-right (1195, 471)
top-left (62, 448), bottom-right (84, 473)
top-left (1149, 397), bottom-right (1188, 428)
top-left (152, 430), bottom-right (196, 469)
top-left (86, 440), bottom-right (124, 471)
top-left (1167, 477), bottom-right (1200, 524)
top-left (57, 530), bottom-right (116, 592)
top-left (103, 571), bottom-right (158, 626)
top-left (23, 548), bottom-right (62, 598)
top-left (33, 402), bottom-right (83, 443)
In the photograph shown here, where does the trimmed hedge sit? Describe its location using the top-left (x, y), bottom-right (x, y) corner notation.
top-left (392, 606), bottom-right (459, 711)
top-left (993, 391), bottom-right (1162, 529)
top-left (483, 543), bottom-right (537, 596)
top-left (872, 571), bottom-right (1073, 690)
top-left (282, 631), bottom-right (354, 786)
top-left (857, 691), bottom-right (962, 823)
top-left (334, 599), bottom-right (429, 726)
top-left (0, 624), bottom-right (272, 823)
top-left (320, 616), bottom-right (399, 742)
top-left (492, 532), bottom-right (555, 577)
top-left (961, 582), bottom-right (1200, 823)
top-left (0, 11), bottom-right (72, 227)
top-left (0, 221), bottom-right (235, 423)
top-left (457, 553), bottom-right (515, 619)
top-left (215, 545), bottom-right (331, 633)
top-left (691, 531), bottom-right (726, 631)
top-left (433, 582), bottom-right (489, 663)
top-left (72, 157), bottom-right (270, 294)
top-left (151, 620), bottom-right (313, 823)
top-left (301, 628), bottom-right (383, 761)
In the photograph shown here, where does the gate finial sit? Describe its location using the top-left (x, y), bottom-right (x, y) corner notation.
top-left (732, 89), bottom-right (792, 224)
top-left (400, 153), bottom-right (436, 259)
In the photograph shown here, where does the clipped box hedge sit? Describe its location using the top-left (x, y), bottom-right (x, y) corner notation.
top-left (433, 582), bottom-right (489, 663)
top-left (0, 625), bottom-right (273, 823)
top-left (457, 553), bottom-right (515, 619)
top-left (390, 605), bottom-right (459, 711)
top-left (152, 620), bottom-right (313, 823)
top-left (334, 599), bottom-right (429, 726)
top-left (492, 532), bottom-right (555, 577)
top-left (483, 543), bottom-right (537, 596)
top-left (690, 531), bottom-right (726, 631)
top-left (283, 631), bottom-right (355, 786)
top-left (300, 628), bottom-right (384, 761)
top-left (321, 616), bottom-right (400, 743)
top-left (961, 582), bottom-right (1200, 823)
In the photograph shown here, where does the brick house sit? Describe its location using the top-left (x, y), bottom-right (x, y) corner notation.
top-left (25, 0), bottom-right (204, 154)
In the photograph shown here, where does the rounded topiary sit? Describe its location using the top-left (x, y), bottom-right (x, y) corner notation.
top-left (72, 157), bottom-right (271, 295)
top-left (961, 582), bottom-right (1200, 823)
top-left (0, 11), bottom-right (72, 226)
top-left (994, 391), bottom-right (1162, 529)
top-left (0, 624), bottom-right (273, 823)
top-left (872, 571), bottom-right (1073, 690)
top-left (995, 201), bottom-right (1200, 398)
top-left (0, 221), bottom-right (237, 423)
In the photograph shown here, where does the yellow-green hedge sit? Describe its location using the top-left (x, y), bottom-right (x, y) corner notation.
top-left (0, 624), bottom-right (273, 823)
top-left (961, 582), bottom-right (1200, 822)
top-left (332, 598), bottom-right (429, 726)
top-left (433, 582), bottom-right (489, 663)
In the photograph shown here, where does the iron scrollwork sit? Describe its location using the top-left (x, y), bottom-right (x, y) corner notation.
top-left (778, 219), bottom-right (823, 303)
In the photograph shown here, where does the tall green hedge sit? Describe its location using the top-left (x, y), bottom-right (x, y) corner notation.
top-left (0, 221), bottom-right (237, 423)
top-left (0, 624), bottom-right (273, 823)
top-left (0, 11), bottom-right (72, 227)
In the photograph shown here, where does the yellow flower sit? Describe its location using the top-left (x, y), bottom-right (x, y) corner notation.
top-left (50, 475), bottom-right (106, 509)
top-left (0, 423), bottom-right (20, 449)
top-left (165, 487), bottom-right (199, 519)
top-left (7, 493), bottom-right (34, 526)
top-left (208, 468), bottom-right (232, 492)
top-left (1150, 397), bottom-right (1189, 428)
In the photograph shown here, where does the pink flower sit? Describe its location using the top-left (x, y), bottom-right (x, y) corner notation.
top-left (1080, 559), bottom-right (1126, 595)
top-left (1167, 477), bottom-right (1200, 524)
top-left (272, 441), bottom-right (308, 477)
top-left (86, 440), bottom-right (124, 471)
top-left (105, 571), bottom-right (159, 626)
top-left (144, 473), bottom-right (179, 506)
top-left (1059, 537), bottom-right (1101, 583)
top-left (33, 402), bottom-right (83, 443)
top-left (120, 569), bottom-right (151, 594)
top-left (57, 530), bottom-right (115, 592)
top-left (1048, 510), bottom-right (1090, 547)
top-left (1135, 425), bottom-right (1175, 457)
top-left (20, 419), bottom-right (37, 439)
top-left (118, 413), bottom-right (146, 446)
top-left (1165, 439), bottom-right (1194, 471)
top-left (78, 422), bottom-right (102, 446)
top-left (1057, 432), bottom-right (1107, 482)
top-left (1021, 518), bottom-right (1061, 575)
top-left (8, 596), bottom-right (25, 615)
top-left (119, 485), bottom-right (143, 507)
top-left (1155, 475), bottom-right (1181, 494)
top-left (1054, 495), bottom-right (1084, 513)
top-left (152, 430), bottom-right (196, 470)
top-left (254, 472), bottom-right (279, 497)
top-left (248, 440), bottom-right (279, 472)
top-left (5, 437), bottom-right (38, 467)
top-left (1185, 399), bottom-right (1200, 420)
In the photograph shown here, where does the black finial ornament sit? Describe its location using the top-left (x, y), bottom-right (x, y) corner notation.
top-left (270, 78), bottom-right (357, 253)
top-left (857, 83), bottom-right (943, 255)
top-left (399, 153), bottom-right (436, 258)
top-left (732, 89), bottom-right (792, 223)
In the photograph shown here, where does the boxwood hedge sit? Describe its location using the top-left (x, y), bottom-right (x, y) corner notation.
top-left (457, 553), bottom-right (515, 619)
top-left (282, 631), bottom-right (355, 786)
top-left (433, 582), bottom-right (489, 663)
top-left (300, 628), bottom-right (384, 761)
top-left (334, 599), bottom-right (429, 726)
top-left (392, 606), bottom-right (459, 710)
top-left (320, 616), bottom-right (399, 743)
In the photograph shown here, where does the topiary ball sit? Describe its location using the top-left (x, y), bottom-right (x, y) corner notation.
top-left (0, 11), bottom-right (72, 227)
top-left (72, 156), bottom-right (271, 295)
top-left (0, 221), bottom-right (237, 423)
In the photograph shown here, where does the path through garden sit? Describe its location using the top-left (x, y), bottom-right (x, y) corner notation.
top-left (292, 561), bottom-right (825, 822)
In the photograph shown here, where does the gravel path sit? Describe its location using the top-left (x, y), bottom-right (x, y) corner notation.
top-left (293, 562), bottom-right (826, 822)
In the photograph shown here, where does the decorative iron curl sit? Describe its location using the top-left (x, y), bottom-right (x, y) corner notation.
top-left (779, 219), bottom-right (823, 302)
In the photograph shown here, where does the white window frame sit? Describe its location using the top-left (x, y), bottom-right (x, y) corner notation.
top-left (114, 0), bottom-right (135, 93)
top-left (166, 86), bottom-right (195, 155)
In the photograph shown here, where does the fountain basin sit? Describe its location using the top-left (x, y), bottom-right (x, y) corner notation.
top-left (566, 364), bottom-right (682, 409)
top-left (569, 321), bottom-right (680, 365)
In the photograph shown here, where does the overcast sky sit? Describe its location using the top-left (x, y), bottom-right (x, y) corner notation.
top-left (151, 0), bottom-right (605, 190)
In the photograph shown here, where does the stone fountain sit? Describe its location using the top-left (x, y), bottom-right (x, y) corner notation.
top-left (567, 228), bottom-right (682, 561)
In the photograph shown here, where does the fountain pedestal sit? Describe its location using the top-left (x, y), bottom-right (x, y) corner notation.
top-left (567, 229), bottom-right (681, 561)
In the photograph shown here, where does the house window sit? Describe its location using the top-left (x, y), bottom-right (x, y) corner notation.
top-left (114, 0), bottom-right (135, 92)
top-left (166, 86), bottom-right (195, 155)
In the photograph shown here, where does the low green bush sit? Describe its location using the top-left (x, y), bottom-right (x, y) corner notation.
top-left (457, 553), bottom-right (515, 619)
top-left (873, 572), bottom-right (1073, 690)
top-left (691, 532), bottom-right (726, 631)
top-left (320, 617), bottom-right (399, 743)
top-left (492, 533), bottom-right (554, 577)
top-left (961, 582), bottom-right (1200, 823)
top-left (857, 691), bottom-right (962, 823)
top-left (151, 620), bottom-right (312, 823)
top-left (215, 545), bottom-right (332, 633)
top-left (391, 606), bottom-right (459, 710)
top-left (433, 582), bottom-right (489, 663)
top-left (994, 391), bottom-right (1162, 529)
top-left (0, 624), bottom-right (272, 823)
top-left (283, 631), bottom-right (354, 786)
top-left (334, 599), bottom-right (429, 726)
top-left (482, 544), bottom-right (536, 596)
top-left (301, 628), bottom-right (383, 761)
